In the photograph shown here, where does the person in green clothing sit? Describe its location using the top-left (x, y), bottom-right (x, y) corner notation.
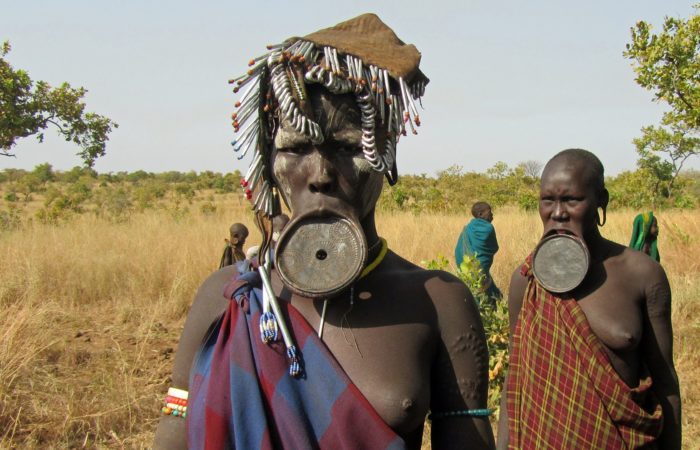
top-left (630, 212), bottom-right (660, 262)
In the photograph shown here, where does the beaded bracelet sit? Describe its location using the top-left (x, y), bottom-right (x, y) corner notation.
top-left (162, 405), bottom-right (187, 418)
top-left (162, 387), bottom-right (188, 419)
top-left (428, 408), bottom-right (493, 421)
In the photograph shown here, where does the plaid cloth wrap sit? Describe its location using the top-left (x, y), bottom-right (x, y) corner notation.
top-left (506, 256), bottom-right (663, 449)
top-left (187, 270), bottom-right (405, 450)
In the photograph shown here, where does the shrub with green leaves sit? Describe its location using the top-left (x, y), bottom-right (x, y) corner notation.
top-left (0, 205), bottom-right (22, 230)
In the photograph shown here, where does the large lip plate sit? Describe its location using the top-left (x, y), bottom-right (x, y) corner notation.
top-left (532, 234), bottom-right (590, 294)
top-left (275, 216), bottom-right (367, 299)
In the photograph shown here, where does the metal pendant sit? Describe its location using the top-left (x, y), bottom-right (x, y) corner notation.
top-left (275, 216), bottom-right (367, 299)
top-left (532, 234), bottom-right (590, 294)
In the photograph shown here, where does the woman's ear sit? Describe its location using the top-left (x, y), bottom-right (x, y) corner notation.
top-left (595, 188), bottom-right (610, 227)
top-left (599, 188), bottom-right (609, 210)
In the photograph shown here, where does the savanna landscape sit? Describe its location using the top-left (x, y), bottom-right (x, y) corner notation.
top-left (0, 167), bottom-right (698, 448)
top-left (3, 4), bottom-right (700, 449)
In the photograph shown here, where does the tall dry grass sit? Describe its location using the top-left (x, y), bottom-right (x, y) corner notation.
top-left (0, 200), bottom-right (698, 448)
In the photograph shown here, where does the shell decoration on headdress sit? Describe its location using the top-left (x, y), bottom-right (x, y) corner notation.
top-left (229, 13), bottom-right (429, 216)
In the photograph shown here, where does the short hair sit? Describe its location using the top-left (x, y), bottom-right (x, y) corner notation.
top-left (229, 223), bottom-right (249, 237)
top-left (544, 148), bottom-right (605, 193)
top-left (471, 201), bottom-right (491, 218)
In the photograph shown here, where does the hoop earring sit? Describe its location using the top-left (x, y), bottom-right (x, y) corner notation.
top-left (596, 207), bottom-right (606, 227)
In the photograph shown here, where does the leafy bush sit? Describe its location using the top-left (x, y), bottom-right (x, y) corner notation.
top-left (169, 201), bottom-right (190, 221)
top-left (0, 205), bottom-right (22, 230)
top-left (200, 201), bottom-right (217, 215)
top-left (479, 298), bottom-right (509, 413)
top-left (174, 183), bottom-right (196, 201)
top-left (93, 186), bottom-right (133, 221)
top-left (516, 190), bottom-right (538, 211)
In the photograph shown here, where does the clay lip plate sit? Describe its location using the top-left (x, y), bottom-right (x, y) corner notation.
top-left (532, 233), bottom-right (590, 294)
top-left (275, 216), bottom-right (367, 298)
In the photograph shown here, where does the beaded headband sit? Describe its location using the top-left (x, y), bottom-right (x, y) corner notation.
top-left (229, 13), bottom-right (428, 216)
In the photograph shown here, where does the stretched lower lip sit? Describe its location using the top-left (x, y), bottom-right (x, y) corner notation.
top-left (544, 228), bottom-right (576, 238)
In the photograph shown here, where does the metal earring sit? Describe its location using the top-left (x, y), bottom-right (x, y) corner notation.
top-left (596, 207), bottom-right (606, 227)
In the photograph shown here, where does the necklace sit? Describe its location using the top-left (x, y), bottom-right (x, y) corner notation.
top-left (318, 238), bottom-right (388, 339)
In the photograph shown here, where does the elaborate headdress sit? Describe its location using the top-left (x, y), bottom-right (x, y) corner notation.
top-left (229, 13), bottom-right (428, 216)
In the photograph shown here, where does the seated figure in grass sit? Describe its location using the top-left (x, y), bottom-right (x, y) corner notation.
top-left (154, 13), bottom-right (494, 450)
top-left (497, 149), bottom-right (680, 449)
top-left (218, 222), bottom-right (248, 268)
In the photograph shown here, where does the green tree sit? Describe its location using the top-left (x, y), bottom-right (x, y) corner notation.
top-left (607, 168), bottom-right (658, 208)
top-left (59, 165), bottom-right (97, 183)
top-left (32, 162), bottom-right (55, 183)
top-left (0, 41), bottom-right (117, 166)
top-left (625, 9), bottom-right (700, 200)
top-left (633, 125), bottom-right (699, 198)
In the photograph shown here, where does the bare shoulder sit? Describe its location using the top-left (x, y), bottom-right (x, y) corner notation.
top-left (195, 265), bottom-right (240, 302)
top-left (506, 265), bottom-right (528, 330)
top-left (508, 265), bottom-right (528, 306)
top-left (181, 264), bottom-right (240, 343)
top-left (613, 245), bottom-right (668, 292)
top-left (169, 265), bottom-right (239, 387)
top-left (383, 251), bottom-right (474, 304)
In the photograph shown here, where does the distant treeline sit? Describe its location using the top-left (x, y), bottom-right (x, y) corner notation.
top-left (1, 161), bottom-right (699, 228)
top-left (377, 162), bottom-right (700, 213)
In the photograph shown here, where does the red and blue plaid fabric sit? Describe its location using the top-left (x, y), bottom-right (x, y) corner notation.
top-left (506, 257), bottom-right (663, 449)
top-left (187, 271), bottom-right (405, 450)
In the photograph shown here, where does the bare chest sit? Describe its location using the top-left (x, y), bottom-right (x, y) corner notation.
top-left (290, 292), bottom-right (435, 436)
top-left (575, 273), bottom-right (644, 352)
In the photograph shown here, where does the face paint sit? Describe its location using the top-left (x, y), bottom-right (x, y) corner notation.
top-left (271, 88), bottom-right (384, 298)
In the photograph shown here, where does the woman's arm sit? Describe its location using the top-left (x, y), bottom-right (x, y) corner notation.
top-left (641, 264), bottom-right (681, 449)
top-left (152, 267), bottom-right (235, 449)
top-left (427, 274), bottom-right (495, 450)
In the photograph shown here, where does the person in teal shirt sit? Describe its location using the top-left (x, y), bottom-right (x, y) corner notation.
top-left (455, 201), bottom-right (501, 300)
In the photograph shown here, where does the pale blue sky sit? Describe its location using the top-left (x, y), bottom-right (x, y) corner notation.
top-left (1, 0), bottom-right (697, 176)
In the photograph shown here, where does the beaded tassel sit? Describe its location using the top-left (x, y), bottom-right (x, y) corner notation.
top-left (259, 311), bottom-right (279, 343)
top-left (259, 259), bottom-right (278, 344)
top-left (287, 345), bottom-right (302, 377)
top-left (258, 265), bottom-right (304, 378)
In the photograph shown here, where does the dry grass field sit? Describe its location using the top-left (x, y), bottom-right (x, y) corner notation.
top-left (0, 196), bottom-right (698, 448)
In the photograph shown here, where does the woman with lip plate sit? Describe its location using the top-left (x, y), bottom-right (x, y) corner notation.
top-left (153, 14), bottom-right (494, 450)
top-left (496, 149), bottom-right (680, 449)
